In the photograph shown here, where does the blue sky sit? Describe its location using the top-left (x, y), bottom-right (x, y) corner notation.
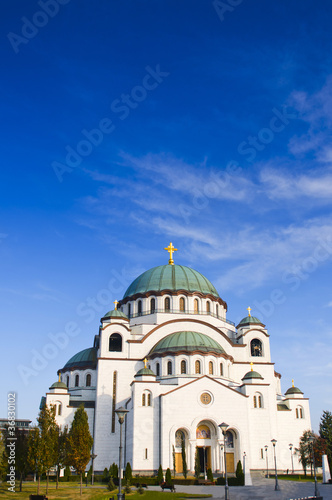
top-left (1, 0), bottom-right (332, 432)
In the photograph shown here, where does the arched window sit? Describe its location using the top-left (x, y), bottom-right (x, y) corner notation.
top-left (138, 300), bottom-right (142, 316)
top-left (58, 404), bottom-right (62, 416)
top-left (195, 360), bottom-right (201, 374)
top-left (150, 298), bottom-right (155, 314)
top-left (209, 361), bottom-right (214, 375)
top-left (251, 339), bottom-right (263, 357)
top-left (194, 299), bottom-right (199, 314)
top-left (258, 395), bottom-right (262, 408)
top-left (66, 376), bottom-right (69, 387)
top-left (86, 374), bottom-right (91, 387)
top-left (300, 407), bottom-right (304, 418)
top-left (142, 393), bottom-right (146, 406)
top-left (254, 392), bottom-right (263, 408)
top-left (142, 391), bottom-right (151, 407)
top-left (220, 363), bottom-right (223, 376)
top-left (147, 392), bottom-right (151, 406)
top-left (181, 360), bottom-right (187, 374)
top-left (225, 431), bottom-right (234, 448)
top-left (109, 333), bottom-right (122, 352)
top-left (167, 361), bottom-right (172, 375)
top-left (296, 408), bottom-right (299, 418)
top-left (127, 303), bottom-right (131, 317)
top-left (216, 304), bottom-right (219, 317)
top-left (75, 374), bottom-right (79, 387)
top-left (206, 301), bottom-right (210, 313)
top-left (179, 297), bottom-right (185, 312)
top-left (156, 362), bottom-right (160, 376)
top-left (296, 406), bottom-right (304, 419)
top-left (253, 395), bottom-right (257, 408)
top-left (165, 297), bottom-right (170, 312)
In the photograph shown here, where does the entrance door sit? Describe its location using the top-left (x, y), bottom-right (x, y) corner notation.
top-left (175, 452), bottom-right (183, 473)
top-left (226, 452), bottom-right (234, 473)
top-left (198, 447), bottom-right (211, 473)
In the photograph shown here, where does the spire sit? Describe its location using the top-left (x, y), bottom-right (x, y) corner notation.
top-left (164, 242), bottom-right (178, 265)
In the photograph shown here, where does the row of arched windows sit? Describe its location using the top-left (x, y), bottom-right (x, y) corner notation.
top-left (155, 360), bottom-right (224, 376)
top-left (126, 298), bottom-right (220, 317)
top-left (66, 373), bottom-right (92, 388)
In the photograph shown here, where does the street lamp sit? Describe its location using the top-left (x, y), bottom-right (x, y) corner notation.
top-left (271, 439), bottom-right (280, 491)
top-left (203, 445), bottom-right (207, 480)
top-left (264, 445), bottom-right (269, 478)
top-left (243, 452), bottom-right (246, 485)
top-left (220, 443), bottom-right (224, 477)
top-left (90, 453), bottom-right (97, 485)
top-left (289, 444), bottom-right (294, 474)
top-left (308, 434), bottom-right (319, 498)
top-left (219, 422), bottom-right (229, 500)
top-left (115, 406), bottom-right (129, 500)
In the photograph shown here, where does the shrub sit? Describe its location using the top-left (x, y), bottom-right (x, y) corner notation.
top-left (102, 467), bottom-right (109, 482)
top-left (157, 464), bottom-right (163, 483)
top-left (124, 484), bottom-right (131, 493)
top-left (216, 476), bottom-right (244, 486)
top-left (107, 478), bottom-right (116, 491)
top-left (138, 484), bottom-right (144, 494)
top-left (109, 462), bottom-right (118, 478)
top-left (165, 468), bottom-right (172, 484)
top-left (64, 466), bottom-right (71, 482)
top-left (236, 460), bottom-right (244, 485)
top-left (207, 468), bottom-right (214, 482)
top-left (125, 462), bottom-right (132, 485)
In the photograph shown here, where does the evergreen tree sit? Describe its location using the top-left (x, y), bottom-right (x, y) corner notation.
top-left (67, 405), bottom-right (93, 496)
top-left (109, 462), bottom-right (118, 478)
top-left (207, 467), bottom-right (214, 482)
top-left (125, 462), bottom-right (132, 485)
top-left (102, 467), bottom-right (109, 482)
top-left (194, 446), bottom-right (201, 479)
top-left (320, 410), bottom-right (332, 471)
top-left (157, 464), bottom-right (163, 483)
top-left (64, 465), bottom-right (71, 481)
top-left (181, 435), bottom-right (187, 479)
top-left (165, 467), bottom-right (172, 484)
top-left (172, 445), bottom-right (176, 477)
top-left (235, 460), bottom-right (244, 485)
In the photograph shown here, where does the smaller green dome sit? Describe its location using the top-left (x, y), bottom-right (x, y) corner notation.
top-left (50, 381), bottom-right (67, 390)
top-left (285, 386), bottom-right (303, 395)
top-left (237, 316), bottom-right (265, 328)
top-left (242, 370), bottom-right (264, 380)
top-left (62, 347), bottom-right (97, 371)
top-left (135, 367), bottom-right (156, 377)
top-left (150, 331), bottom-right (225, 357)
top-left (102, 309), bottom-right (128, 320)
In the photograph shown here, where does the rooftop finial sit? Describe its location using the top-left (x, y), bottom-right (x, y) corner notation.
top-left (164, 242), bottom-right (178, 265)
top-left (144, 357), bottom-right (148, 368)
top-left (292, 379), bottom-right (294, 387)
top-left (58, 373), bottom-right (61, 382)
top-left (247, 306), bottom-right (252, 317)
top-left (250, 362), bottom-right (253, 371)
top-left (114, 300), bottom-right (119, 310)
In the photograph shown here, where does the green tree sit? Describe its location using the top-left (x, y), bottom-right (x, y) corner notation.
top-left (207, 467), bottom-right (214, 482)
top-left (194, 446), bottom-right (201, 479)
top-left (37, 404), bottom-right (58, 495)
top-left (165, 467), bottom-right (172, 484)
top-left (235, 460), bottom-right (244, 485)
top-left (320, 410), bottom-right (332, 471)
top-left (313, 435), bottom-right (327, 468)
top-left (172, 445), bottom-right (176, 478)
top-left (109, 462), bottom-right (118, 479)
top-left (181, 435), bottom-right (187, 479)
top-left (54, 425), bottom-right (68, 489)
top-left (15, 429), bottom-right (29, 492)
top-left (296, 430), bottom-right (312, 476)
top-left (124, 462), bottom-right (132, 485)
top-left (64, 465), bottom-right (71, 481)
top-left (27, 427), bottom-right (43, 494)
top-left (102, 467), bottom-right (109, 482)
top-left (157, 464), bottom-right (163, 483)
top-left (67, 405), bottom-right (93, 496)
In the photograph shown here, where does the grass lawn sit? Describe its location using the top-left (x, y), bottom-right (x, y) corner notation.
top-left (270, 474), bottom-right (323, 482)
top-left (0, 482), bottom-right (212, 499)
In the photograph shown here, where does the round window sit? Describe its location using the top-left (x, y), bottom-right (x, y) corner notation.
top-left (200, 392), bottom-right (212, 405)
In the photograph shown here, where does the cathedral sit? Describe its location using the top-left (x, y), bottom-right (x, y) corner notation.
top-left (43, 243), bottom-right (311, 474)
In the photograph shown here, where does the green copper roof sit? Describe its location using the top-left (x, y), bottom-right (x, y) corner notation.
top-left (123, 265), bottom-right (219, 299)
top-left (135, 367), bottom-right (156, 377)
top-left (62, 347), bottom-right (97, 371)
top-left (237, 316), bottom-right (265, 328)
top-left (49, 381), bottom-right (68, 390)
top-left (149, 331), bottom-right (225, 356)
top-left (242, 370), bottom-right (264, 380)
top-left (285, 386), bottom-right (303, 395)
top-left (102, 309), bottom-right (128, 320)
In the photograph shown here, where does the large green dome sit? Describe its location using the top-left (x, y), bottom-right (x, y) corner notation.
top-left (123, 265), bottom-right (219, 299)
top-left (62, 347), bottom-right (97, 371)
top-left (149, 331), bottom-right (225, 357)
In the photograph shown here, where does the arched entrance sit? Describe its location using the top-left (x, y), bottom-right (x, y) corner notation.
top-left (196, 421), bottom-right (215, 473)
top-left (174, 429), bottom-right (188, 473)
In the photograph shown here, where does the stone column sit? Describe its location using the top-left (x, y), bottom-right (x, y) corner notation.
top-left (189, 439), bottom-right (196, 473)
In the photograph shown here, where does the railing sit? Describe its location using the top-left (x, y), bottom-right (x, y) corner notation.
top-left (127, 308), bottom-right (235, 326)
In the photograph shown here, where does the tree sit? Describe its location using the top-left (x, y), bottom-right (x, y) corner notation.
top-left (124, 462), bottom-right (132, 485)
top-left (54, 426), bottom-right (69, 489)
top-left (194, 446), bottom-right (201, 479)
top-left (181, 435), bottom-right (187, 479)
top-left (15, 429), bottom-right (29, 492)
top-left (207, 467), bottom-right (214, 482)
top-left (37, 404), bottom-right (58, 495)
top-left (296, 430), bottom-right (312, 476)
top-left (320, 410), bottom-right (332, 471)
top-left (109, 462), bottom-right (118, 479)
top-left (27, 427), bottom-right (43, 494)
top-left (157, 464), bottom-right (163, 483)
top-left (172, 445), bottom-right (176, 478)
top-left (313, 435), bottom-right (327, 468)
top-left (236, 460), bottom-right (244, 485)
top-left (67, 405), bottom-right (93, 496)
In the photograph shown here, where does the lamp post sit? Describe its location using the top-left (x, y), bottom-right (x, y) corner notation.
top-left (115, 406), bottom-right (129, 500)
top-left (271, 439), bottom-right (280, 491)
top-left (289, 444), bottom-right (294, 474)
top-left (219, 422), bottom-right (229, 500)
top-left (203, 445), bottom-right (207, 480)
top-left (308, 434), bottom-right (319, 498)
top-left (90, 453), bottom-right (97, 485)
top-left (264, 445), bottom-right (269, 478)
top-left (243, 452), bottom-right (246, 485)
top-left (220, 443), bottom-right (224, 477)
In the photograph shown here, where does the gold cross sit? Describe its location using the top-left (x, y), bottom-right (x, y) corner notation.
top-left (250, 362), bottom-right (253, 371)
top-left (164, 242), bottom-right (178, 265)
top-left (114, 300), bottom-right (119, 310)
top-left (144, 358), bottom-right (148, 368)
top-left (247, 306), bottom-right (252, 317)
top-left (58, 373), bottom-right (61, 382)
top-left (292, 379), bottom-right (294, 387)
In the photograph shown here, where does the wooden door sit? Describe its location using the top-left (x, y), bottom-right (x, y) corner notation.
top-left (226, 452), bottom-right (234, 473)
top-left (175, 452), bottom-right (183, 473)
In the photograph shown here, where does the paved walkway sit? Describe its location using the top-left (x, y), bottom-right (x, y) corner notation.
top-left (149, 476), bottom-right (332, 499)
